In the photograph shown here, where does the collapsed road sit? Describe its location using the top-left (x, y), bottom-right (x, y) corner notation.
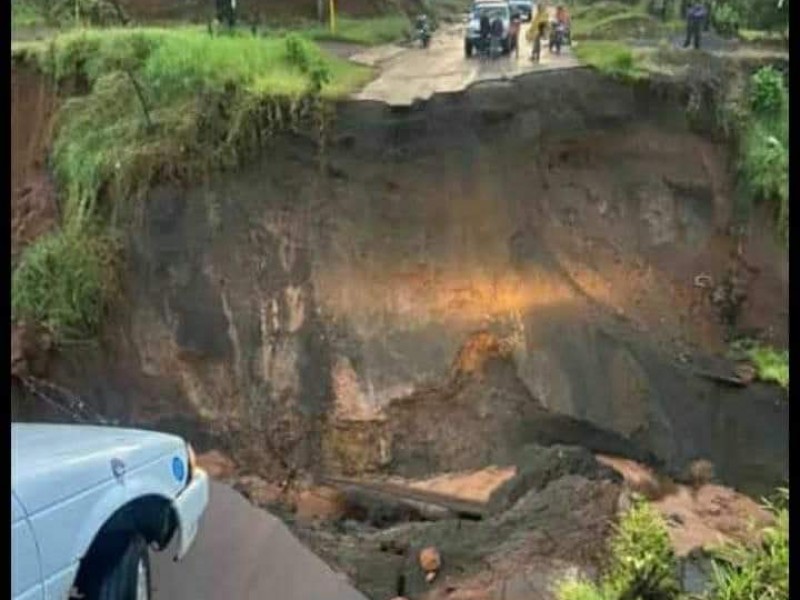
top-left (10, 9), bottom-right (788, 600)
top-left (349, 22), bottom-right (580, 105)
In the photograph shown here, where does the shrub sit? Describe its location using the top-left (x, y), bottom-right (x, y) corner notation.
top-left (555, 497), bottom-right (679, 600)
top-left (713, 3), bottom-right (742, 36)
top-left (556, 579), bottom-right (612, 600)
top-left (604, 498), bottom-right (680, 600)
top-left (749, 66), bottom-right (786, 115)
top-left (574, 42), bottom-right (640, 78)
top-left (708, 488), bottom-right (788, 600)
top-left (12, 228), bottom-right (120, 340)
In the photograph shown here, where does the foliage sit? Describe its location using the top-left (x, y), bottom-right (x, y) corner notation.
top-left (730, 339), bottom-right (789, 389)
top-left (12, 227), bottom-right (120, 340)
top-left (737, 67), bottom-right (788, 241)
top-left (574, 41), bottom-right (643, 79)
top-left (712, 3), bottom-right (742, 36)
top-left (604, 499), bottom-right (680, 600)
top-left (708, 488), bottom-right (788, 600)
top-left (749, 66), bottom-right (785, 115)
top-left (556, 497), bottom-right (679, 600)
top-left (12, 27), bottom-right (372, 339)
top-left (556, 579), bottom-right (612, 600)
top-left (12, 0), bottom-right (48, 29)
top-left (302, 15), bottom-right (411, 45)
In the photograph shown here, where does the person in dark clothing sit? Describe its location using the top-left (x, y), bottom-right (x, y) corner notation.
top-left (479, 13), bottom-right (491, 53)
top-left (215, 0), bottom-right (235, 29)
top-left (683, 1), bottom-right (707, 49)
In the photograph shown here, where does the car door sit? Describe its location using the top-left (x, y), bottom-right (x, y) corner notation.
top-left (11, 492), bottom-right (44, 600)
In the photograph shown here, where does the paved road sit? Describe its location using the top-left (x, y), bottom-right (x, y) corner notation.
top-left (350, 22), bottom-right (581, 106)
top-left (151, 482), bottom-right (367, 600)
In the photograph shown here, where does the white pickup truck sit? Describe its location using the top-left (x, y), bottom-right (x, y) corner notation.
top-left (11, 423), bottom-right (209, 600)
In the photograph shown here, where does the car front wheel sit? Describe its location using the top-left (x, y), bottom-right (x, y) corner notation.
top-left (83, 534), bottom-right (151, 600)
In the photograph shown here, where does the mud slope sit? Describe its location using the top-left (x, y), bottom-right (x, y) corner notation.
top-left (17, 68), bottom-right (787, 497)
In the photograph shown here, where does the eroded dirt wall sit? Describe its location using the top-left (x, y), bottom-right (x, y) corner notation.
top-left (11, 65), bottom-right (59, 262)
top-left (20, 69), bottom-right (788, 496)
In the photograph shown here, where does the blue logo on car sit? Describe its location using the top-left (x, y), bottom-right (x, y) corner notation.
top-left (172, 457), bottom-right (185, 482)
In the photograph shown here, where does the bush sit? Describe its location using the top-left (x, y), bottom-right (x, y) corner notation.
top-left (574, 42), bottom-right (640, 78)
top-left (604, 499), bottom-right (680, 599)
top-left (555, 497), bottom-right (680, 600)
top-left (749, 66), bottom-right (786, 115)
top-left (713, 3), bottom-right (742, 36)
top-left (708, 488), bottom-right (788, 600)
top-left (12, 228), bottom-right (120, 340)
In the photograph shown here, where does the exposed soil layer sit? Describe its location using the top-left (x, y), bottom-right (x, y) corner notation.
top-left (10, 68), bottom-right (788, 504)
top-left (11, 65), bottom-right (59, 262)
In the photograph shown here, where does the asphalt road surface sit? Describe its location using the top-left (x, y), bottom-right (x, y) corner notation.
top-left (351, 22), bottom-right (580, 106)
top-left (151, 482), bottom-right (367, 600)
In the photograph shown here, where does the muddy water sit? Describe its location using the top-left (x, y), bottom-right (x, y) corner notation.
top-left (17, 68), bottom-right (787, 498)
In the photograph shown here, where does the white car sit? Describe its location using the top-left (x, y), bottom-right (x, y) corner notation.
top-left (11, 423), bottom-right (209, 600)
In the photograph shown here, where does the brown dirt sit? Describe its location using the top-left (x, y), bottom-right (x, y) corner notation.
top-left (385, 466), bottom-right (518, 505)
top-left (11, 65), bottom-right (59, 262)
top-left (597, 454), bottom-right (773, 557)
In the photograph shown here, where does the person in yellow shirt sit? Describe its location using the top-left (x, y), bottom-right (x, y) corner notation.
top-left (526, 2), bottom-right (550, 60)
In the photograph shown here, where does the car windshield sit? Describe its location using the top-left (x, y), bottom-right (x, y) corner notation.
top-left (476, 5), bottom-right (509, 19)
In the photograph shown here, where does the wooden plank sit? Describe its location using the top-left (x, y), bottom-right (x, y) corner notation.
top-left (321, 475), bottom-right (489, 519)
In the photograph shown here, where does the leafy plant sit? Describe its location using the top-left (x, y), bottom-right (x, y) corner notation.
top-left (555, 497), bottom-right (680, 600)
top-left (749, 66), bottom-right (786, 115)
top-left (604, 498), bottom-right (680, 600)
top-left (12, 227), bottom-right (120, 340)
top-left (574, 41), bottom-right (642, 79)
top-left (712, 3), bottom-right (742, 36)
top-left (708, 488), bottom-right (788, 600)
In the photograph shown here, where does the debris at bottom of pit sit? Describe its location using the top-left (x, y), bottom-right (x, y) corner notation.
top-left (294, 474), bottom-right (621, 600)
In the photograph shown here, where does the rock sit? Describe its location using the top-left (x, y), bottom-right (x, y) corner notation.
top-left (236, 475), bottom-right (283, 507)
top-left (419, 546), bottom-right (442, 573)
top-left (734, 363), bottom-right (756, 385)
top-left (688, 459), bottom-right (715, 488)
top-left (197, 449), bottom-right (237, 480)
top-left (295, 486), bottom-right (347, 522)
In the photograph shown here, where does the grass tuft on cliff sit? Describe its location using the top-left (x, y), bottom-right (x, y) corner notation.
top-left (11, 27), bottom-right (372, 339)
top-left (708, 488), bottom-right (789, 599)
top-left (12, 227), bottom-right (121, 340)
top-left (573, 41), bottom-right (645, 79)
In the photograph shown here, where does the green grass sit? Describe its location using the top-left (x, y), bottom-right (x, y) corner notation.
top-left (555, 497), bottom-right (679, 600)
top-left (573, 41), bottom-right (645, 79)
top-left (301, 15), bottom-right (412, 46)
top-left (708, 489), bottom-right (788, 600)
top-left (11, 0), bottom-right (49, 29)
top-left (738, 68), bottom-right (788, 242)
top-left (748, 345), bottom-right (789, 389)
top-left (12, 26), bottom-right (373, 339)
top-left (12, 227), bottom-right (120, 340)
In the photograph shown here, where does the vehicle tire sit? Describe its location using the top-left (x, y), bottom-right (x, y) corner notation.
top-left (83, 534), bottom-right (151, 600)
top-left (465, 40), bottom-right (473, 57)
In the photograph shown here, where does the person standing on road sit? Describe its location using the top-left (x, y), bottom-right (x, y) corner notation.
top-left (509, 12), bottom-right (521, 58)
top-left (683, 0), bottom-right (707, 49)
top-left (527, 2), bottom-right (549, 55)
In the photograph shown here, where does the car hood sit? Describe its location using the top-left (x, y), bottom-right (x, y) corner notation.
top-left (11, 423), bottom-right (185, 515)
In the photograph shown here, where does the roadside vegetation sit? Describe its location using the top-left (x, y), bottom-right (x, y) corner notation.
top-left (573, 41), bottom-right (645, 78)
top-left (11, 27), bottom-right (371, 340)
top-left (707, 488), bottom-right (789, 600)
top-left (555, 490), bottom-right (789, 600)
top-left (556, 497), bottom-right (680, 600)
top-left (738, 65), bottom-right (788, 242)
top-left (730, 338), bottom-right (789, 389)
